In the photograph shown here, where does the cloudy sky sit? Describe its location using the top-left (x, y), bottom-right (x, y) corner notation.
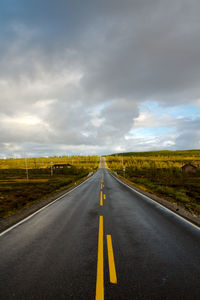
top-left (0, 0), bottom-right (200, 157)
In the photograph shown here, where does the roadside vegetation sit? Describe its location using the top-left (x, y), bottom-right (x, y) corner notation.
top-left (106, 150), bottom-right (200, 214)
top-left (0, 156), bottom-right (100, 218)
top-left (0, 155), bottom-right (100, 170)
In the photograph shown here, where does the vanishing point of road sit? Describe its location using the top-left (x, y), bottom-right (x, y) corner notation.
top-left (0, 158), bottom-right (200, 299)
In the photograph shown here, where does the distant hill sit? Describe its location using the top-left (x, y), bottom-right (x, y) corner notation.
top-left (108, 150), bottom-right (200, 157)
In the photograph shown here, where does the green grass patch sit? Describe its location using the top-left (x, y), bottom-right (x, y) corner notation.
top-left (0, 167), bottom-right (89, 218)
top-left (106, 152), bottom-right (200, 213)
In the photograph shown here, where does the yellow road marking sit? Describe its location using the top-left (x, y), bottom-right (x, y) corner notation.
top-left (96, 216), bottom-right (104, 300)
top-left (107, 235), bottom-right (117, 284)
top-left (101, 184), bottom-right (103, 189)
top-left (100, 191), bottom-right (103, 206)
top-left (104, 194), bottom-right (106, 200)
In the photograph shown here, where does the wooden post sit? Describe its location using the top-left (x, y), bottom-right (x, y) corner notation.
top-left (24, 154), bottom-right (29, 181)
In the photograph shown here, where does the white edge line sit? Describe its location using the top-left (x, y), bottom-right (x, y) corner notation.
top-left (109, 172), bottom-right (200, 231)
top-left (0, 174), bottom-right (94, 237)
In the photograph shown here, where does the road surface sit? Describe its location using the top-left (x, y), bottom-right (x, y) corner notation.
top-left (0, 158), bottom-right (200, 299)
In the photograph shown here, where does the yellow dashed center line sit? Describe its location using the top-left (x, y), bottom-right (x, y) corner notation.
top-left (100, 191), bottom-right (103, 206)
top-left (96, 174), bottom-right (117, 299)
top-left (95, 216), bottom-right (104, 300)
top-left (107, 235), bottom-right (117, 284)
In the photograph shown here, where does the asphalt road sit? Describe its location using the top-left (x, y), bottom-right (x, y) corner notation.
top-left (0, 158), bottom-right (200, 300)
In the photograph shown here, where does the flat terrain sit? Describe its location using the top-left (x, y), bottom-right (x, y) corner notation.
top-left (0, 158), bottom-right (200, 299)
top-left (106, 150), bottom-right (200, 213)
top-left (0, 167), bottom-right (89, 218)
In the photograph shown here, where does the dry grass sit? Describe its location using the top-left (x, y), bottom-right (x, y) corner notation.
top-left (0, 167), bottom-right (89, 218)
top-left (106, 150), bottom-right (200, 214)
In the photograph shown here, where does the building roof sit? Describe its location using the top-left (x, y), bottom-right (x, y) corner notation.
top-left (181, 163), bottom-right (197, 169)
top-left (53, 163), bottom-right (72, 167)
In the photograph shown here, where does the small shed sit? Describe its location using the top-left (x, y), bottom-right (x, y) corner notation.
top-left (181, 163), bottom-right (197, 173)
top-left (52, 163), bottom-right (72, 169)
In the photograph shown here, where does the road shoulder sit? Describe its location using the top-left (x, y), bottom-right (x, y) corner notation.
top-left (110, 171), bottom-right (200, 227)
top-left (0, 173), bottom-right (94, 234)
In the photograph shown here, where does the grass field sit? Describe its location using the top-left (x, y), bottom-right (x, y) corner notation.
top-left (0, 156), bottom-right (100, 218)
top-left (0, 155), bottom-right (100, 170)
top-left (106, 150), bottom-right (200, 214)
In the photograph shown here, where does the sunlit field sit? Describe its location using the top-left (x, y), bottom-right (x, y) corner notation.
top-left (0, 156), bottom-right (100, 218)
top-left (106, 150), bottom-right (200, 213)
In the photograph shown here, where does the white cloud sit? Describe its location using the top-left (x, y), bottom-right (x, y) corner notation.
top-left (133, 111), bottom-right (175, 128)
top-left (3, 143), bottom-right (22, 152)
top-left (114, 146), bottom-right (126, 152)
top-left (163, 140), bottom-right (175, 147)
top-left (91, 117), bottom-right (104, 127)
top-left (0, 0), bottom-right (200, 156)
top-left (2, 115), bottom-right (43, 126)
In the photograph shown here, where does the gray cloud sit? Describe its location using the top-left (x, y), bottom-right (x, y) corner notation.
top-left (0, 0), bottom-right (200, 157)
top-left (174, 117), bottom-right (200, 149)
top-left (81, 0), bottom-right (200, 104)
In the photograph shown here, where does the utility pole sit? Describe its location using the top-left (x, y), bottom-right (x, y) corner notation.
top-left (51, 161), bottom-right (53, 176)
top-left (122, 155), bottom-right (125, 177)
top-left (34, 158), bottom-right (37, 168)
top-left (24, 153), bottom-right (29, 181)
top-left (123, 165), bottom-right (126, 177)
